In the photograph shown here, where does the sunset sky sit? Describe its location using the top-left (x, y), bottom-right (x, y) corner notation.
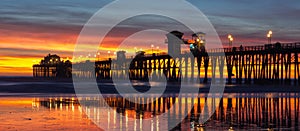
top-left (0, 0), bottom-right (300, 76)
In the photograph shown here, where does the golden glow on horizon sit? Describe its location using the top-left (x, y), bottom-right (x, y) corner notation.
top-left (0, 98), bottom-right (33, 105)
top-left (0, 34), bottom-right (77, 76)
top-left (0, 37), bottom-right (134, 75)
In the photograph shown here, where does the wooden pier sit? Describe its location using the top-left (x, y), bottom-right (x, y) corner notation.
top-left (71, 42), bottom-right (300, 85)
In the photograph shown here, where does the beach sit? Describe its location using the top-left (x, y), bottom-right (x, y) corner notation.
top-left (0, 77), bottom-right (300, 95)
top-left (0, 97), bottom-right (101, 131)
top-left (1, 77), bottom-right (300, 130)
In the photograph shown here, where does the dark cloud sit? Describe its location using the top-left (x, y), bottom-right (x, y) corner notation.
top-left (1, 0), bottom-right (300, 45)
top-left (188, 0), bottom-right (300, 44)
top-left (0, 47), bottom-right (73, 58)
top-left (0, 0), bottom-right (112, 37)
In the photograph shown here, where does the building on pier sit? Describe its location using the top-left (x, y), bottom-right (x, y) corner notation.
top-left (33, 54), bottom-right (72, 78)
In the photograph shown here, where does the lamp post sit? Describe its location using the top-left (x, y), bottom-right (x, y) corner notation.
top-left (228, 34), bottom-right (233, 48)
top-left (108, 51), bottom-right (111, 58)
top-left (88, 53), bottom-right (91, 60)
top-left (267, 30), bottom-right (272, 44)
top-left (151, 44), bottom-right (154, 54)
top-left (97, 52), bottom-right (100, 61)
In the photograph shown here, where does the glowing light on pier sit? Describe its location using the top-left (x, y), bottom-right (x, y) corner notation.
top-left (228, 34), bottom-right (233, 47)
top-left (267, 30), bottom-right (273, 44)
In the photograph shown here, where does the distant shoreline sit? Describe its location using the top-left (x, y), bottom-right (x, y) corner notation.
top-left (0, 76), bottom-right (73, 82)
top-left (0, 77), bottom-right (300, 96)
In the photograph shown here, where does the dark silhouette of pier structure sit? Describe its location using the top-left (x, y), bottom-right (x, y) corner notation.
top-left (34, 31), bottom-right (300, 85)
top-left (33, 54), bottom-right (72, 78)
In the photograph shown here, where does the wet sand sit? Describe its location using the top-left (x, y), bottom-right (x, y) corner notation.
top-left (1, 94), bottom-right (299, 131)
top-left (0, 97), bottom-right (102, 131)
top-left (0, 77), bottom-right (300, 95)
top-left (0, 77), bottom-right (299, 131)
top-left (0, 77), bottom-right (300, 130)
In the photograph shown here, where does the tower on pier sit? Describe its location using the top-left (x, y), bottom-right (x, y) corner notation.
top-left (166, 31), bottom-right (184, 57)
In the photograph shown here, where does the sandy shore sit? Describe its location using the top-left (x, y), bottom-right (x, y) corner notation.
top-left (0, 77), bottom-right (300, 96)
top-left (1, 77), bottom-right (299, 131)
top-left (0, 97), bottom-right (102, 131)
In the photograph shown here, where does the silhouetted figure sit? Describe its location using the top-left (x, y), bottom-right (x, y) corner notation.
top-left (239, 45), bottom-right (243, 51)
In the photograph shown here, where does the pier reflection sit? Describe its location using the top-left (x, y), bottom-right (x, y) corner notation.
top-left (34, 93), bottom-right (300, 130)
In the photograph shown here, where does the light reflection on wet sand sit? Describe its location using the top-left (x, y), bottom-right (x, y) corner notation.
top-left (0, 93), bottom-right (299, 131)
top-left (0, 97), bottom-right (101, 131)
